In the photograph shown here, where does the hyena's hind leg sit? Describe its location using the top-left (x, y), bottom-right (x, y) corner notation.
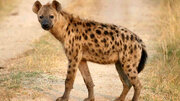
top-left (114, 61), bottom-right (132, 101)
top-left (79, 60), bottom-right (95, 101)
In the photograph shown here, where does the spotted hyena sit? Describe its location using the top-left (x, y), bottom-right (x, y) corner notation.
top-left (33, 0), bottom-right (147, 101)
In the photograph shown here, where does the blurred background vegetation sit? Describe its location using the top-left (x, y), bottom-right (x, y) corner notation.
top-left (143, 0), bottom-right (180, 100)
top-left (0, 0), bottom-right (19, 19)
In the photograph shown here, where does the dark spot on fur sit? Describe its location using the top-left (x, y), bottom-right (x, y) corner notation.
top-left (73, 69), bottom-right (76, 73)
top-left (101, 38), bottom-right (106, 43)
top-left (90, 33), bottom-right (95, 38)
top-left (74, 23), bottom-right (77, 26)
top-left (98, 27), bottom-right (103, 30)
top-left (98, 49), bottom-right (102, 53)
top-left (90, 22), bottom-right (96, 25)
top-left (131, 35), bottom-right (134, 41)
top-left (76, 29), bottom-right (79, 33)
top-left (121, 33), bottom-right (125, 41)
top-left (69, 51), bottom-right (71, 55)
top-left (77, 22), bottom-right (82, 25)
top-left (69, 59), bottom-right (72, 63)
top-left (71, 29), bottom-right (74, 32)
top-left (121, 64), bottom-right (124, 67)
top-left (82, 33), bottom-right (85, 36)
top-left (115, 30), bottom-right (119, 33)
top-left (88, 43), bottom-right (92, 46)
top-left (112, 45), bottom-right (115, 49)
top-left (110, 31), bottom-right (113, 36)
top-left (68, 65), bottom-right (71, 68)
top-left (122, 56), bottom-right (125, 62)
top-left (70, 18), bottom-right (73, 23)
top-left (111, 26), bottom-right (116, 30)
top-left (75, 57), bottom-right (78, 62)
top-left (95, 44), bottom-right (100, 47)
top-left (94, 39), bottom-right (98, 43)
top-left (88, 28), bottom-right (91, 31)
top-left (65, 78), bottom-right (70, 82)
top-left (134, 55), bottom-right (137, 58)
top-left (101, 24), bottom-right (107, 28)
top-left (126, 35), bottom-right (129, 40)
top-left (66, 24), bottom-right (69, 31)
top-left (130, 49), bottom-right (133, 54)
top-left (124, 44), bottom-right (127, 50)
top-left (73, 64), bottom-right (76, 67)
top-left (112, 36), bottom-right (114, 40)
top-left (115, 41), bottom-right (119, 46)
top-left (128, 69), bottom-right (132, 72)
top-left (96, 30), bottom-right (101, 35)
top-left (68, 31), bottom-right (70, 35)
top-left (83, 24), bottom-right (85, 27)
top-left (105, 44), bottom-right (109, 47)
top-left (92, 49), bottom-right (95, 52)
top-left (110, 41), bottom-right (112, 44)
top-left (104, 31), bottom-right (108, 35)
top-left (127, 65), bottom-right (130, 68)
top-left (95, 53), bottom-right (98, 56)
top-left (117, 33), bottom-right (119, 37)
top-left (76, 49), bottom-right (78, 53)
top-left (68, 71), bottom-right (71, 74)
top-left (86, 23), bottom-right (91, 27)
top-left (134, 45), bottom-right (137, 50)
top-left (133, 63), bottom-right (136, 67)
top-left (79, 36), bottom-right (81, 40)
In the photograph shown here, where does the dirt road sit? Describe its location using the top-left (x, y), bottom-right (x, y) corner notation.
top-left (0, 0), bottom-right (158, 101)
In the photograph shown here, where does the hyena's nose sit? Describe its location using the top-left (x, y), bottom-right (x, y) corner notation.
top-left (42, 23), bottom-right (49, 30)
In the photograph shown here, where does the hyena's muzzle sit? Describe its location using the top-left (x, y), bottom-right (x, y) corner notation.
top-left (40, 17), bottom-right (53, 30)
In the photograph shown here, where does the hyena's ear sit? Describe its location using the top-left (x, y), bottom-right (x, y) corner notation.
top-left (52, 0), bottom-right (62, 12)
top-left (32, 1), bottom-right (42, 14)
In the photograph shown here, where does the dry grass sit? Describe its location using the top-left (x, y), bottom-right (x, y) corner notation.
top-left (142, 0), bottom-right (180, 100)
top-left (6, 33), bottom-right (67, 73)
top-left (0, 33), bottom-right (67, 100)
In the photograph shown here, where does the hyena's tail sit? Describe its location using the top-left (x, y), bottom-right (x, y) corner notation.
top-left (138, 47), bottom-right (148, 73)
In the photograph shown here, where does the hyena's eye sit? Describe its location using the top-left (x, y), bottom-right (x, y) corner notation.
top-left (39, 15), bottom-right (43, 19)
top-left (50, 15), bottom-right (54, 19)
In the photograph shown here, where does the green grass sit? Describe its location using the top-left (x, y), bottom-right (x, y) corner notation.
top-left (0, 71), bottom-right (41, 89)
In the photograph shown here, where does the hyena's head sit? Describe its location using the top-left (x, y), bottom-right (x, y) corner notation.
top-left (32, 0), bottom-right (61, 30)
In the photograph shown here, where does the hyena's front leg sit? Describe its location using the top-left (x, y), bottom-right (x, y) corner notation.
top-left (56, 46), bottom-right (82, 101)
top-left (79, 60), bottom-right (95, 101)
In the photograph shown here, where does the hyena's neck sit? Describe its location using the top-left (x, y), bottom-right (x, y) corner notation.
top-left (50, 11), bottom-right (73, 44)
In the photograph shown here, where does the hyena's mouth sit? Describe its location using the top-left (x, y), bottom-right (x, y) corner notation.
top-left (41, 24), bottom-right (53, 30)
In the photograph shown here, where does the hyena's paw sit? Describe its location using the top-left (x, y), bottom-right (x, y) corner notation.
top-left (56, 97), bottom-right (68, 101)
top-left (84, 97), bottom-right (95, 101)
